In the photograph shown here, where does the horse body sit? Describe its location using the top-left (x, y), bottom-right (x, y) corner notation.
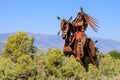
top-left (74, 37), bottom-right (98, 71)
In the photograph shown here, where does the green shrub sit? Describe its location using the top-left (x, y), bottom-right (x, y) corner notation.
top-left (108, 50), bottom-right (120, 59)
top-left (0, 31), bottom-right (120, 79)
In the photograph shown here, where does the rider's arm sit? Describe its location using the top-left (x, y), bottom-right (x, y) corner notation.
top-left (69, 33), bottom-right (76, 46)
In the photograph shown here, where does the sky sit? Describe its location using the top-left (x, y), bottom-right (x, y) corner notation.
top-left (0, 0), bottom-right (120, 41)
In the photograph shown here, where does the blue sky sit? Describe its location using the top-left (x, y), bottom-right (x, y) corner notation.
top-left (0, 0), bottom-right (120, 41)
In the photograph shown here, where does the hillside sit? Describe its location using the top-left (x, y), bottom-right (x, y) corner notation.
top-left (0, 33), bottom-right (120, 53)
top-left (0, 42), bottom-right (4, 53)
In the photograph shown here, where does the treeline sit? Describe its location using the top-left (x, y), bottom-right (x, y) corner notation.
top-left (0, 31), bottom-right (120, 80)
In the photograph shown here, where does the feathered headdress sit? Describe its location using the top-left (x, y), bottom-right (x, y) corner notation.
top-left (77, 7), bottom-right (99, 32)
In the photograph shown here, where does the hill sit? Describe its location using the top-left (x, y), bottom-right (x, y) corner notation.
top-left (0, 42), bottom-right (4, 53)
top-left (0, 33), bottom-right (120, 53)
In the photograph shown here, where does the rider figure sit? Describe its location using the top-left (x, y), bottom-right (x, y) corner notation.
top-left (68, 7), bottom-right (88, 61)
top-left (69, 7), bottom-right (87, 47)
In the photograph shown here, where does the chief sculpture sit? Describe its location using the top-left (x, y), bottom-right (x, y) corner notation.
top-left (57, 7), bottom-right (99, 71)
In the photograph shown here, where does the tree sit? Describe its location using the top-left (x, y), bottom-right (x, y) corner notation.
top-left (3, 31), bottom-right (35, 56)
top-left (108, 50), bottom-right (120, 59)
top-left (0, 31), bottom-right (36, 79)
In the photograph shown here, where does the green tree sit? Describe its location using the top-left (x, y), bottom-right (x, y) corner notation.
top-left (108, 50), bottom-right (120, 59)
top-left (0, 31), bottom-right (36, 79)
top-left (3, 31), bottom-right (35, 56)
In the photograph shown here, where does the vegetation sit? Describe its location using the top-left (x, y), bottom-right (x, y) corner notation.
top-left (108, 50), bottom-right (120, 59)
top-left (0, 31), bottom-right (120, 80)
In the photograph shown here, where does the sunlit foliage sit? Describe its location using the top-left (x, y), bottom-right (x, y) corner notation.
top-left (0, 31), bottom-right (120, 79)
top-left (108, 50), bottom-right (120, 59)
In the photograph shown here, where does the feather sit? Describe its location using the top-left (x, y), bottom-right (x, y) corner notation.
top-left (84, 13), bottom-right (98, 32)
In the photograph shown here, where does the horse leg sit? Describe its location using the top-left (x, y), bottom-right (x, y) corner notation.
top-left (82, 56), bottom-right (92, 72)
top-left (89, 40), bottom-right (96, 57)
top-left (88, 39), bottom-right (98, 67)
top-left (73, 39), bottom-right (85, 68)
top-left (63, 46), bottom-right (73, 56)
top-left (73, 40), bottom-right (80, 61)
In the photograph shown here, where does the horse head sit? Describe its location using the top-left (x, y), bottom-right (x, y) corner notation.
top-left (57, 16), bottom-right (72, 39)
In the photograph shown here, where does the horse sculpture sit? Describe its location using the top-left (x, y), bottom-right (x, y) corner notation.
top-left (57, 17), bottom-right (75, 56)
top-left (57, 16), bottom-right (98, 71)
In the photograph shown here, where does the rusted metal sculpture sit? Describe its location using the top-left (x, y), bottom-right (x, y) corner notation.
top-left (57, 7), bottom-right (99, 71)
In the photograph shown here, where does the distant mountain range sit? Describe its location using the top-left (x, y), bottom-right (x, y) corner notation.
top-left (0, 42), bottom-right (4, 53)
top-left (0, 33), bottom-right (120, 53)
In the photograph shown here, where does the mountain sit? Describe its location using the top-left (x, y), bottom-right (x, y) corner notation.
top-left (92, 37), bottom-right (120, 53)
top-left (28, 33), bottom-right (64, 49)
top-left (0, 33), bottom-right (120, 53)
top-left (0, 33), bottom-right (13, 43)
top-left (0, 42), bottom-right (4, 53)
